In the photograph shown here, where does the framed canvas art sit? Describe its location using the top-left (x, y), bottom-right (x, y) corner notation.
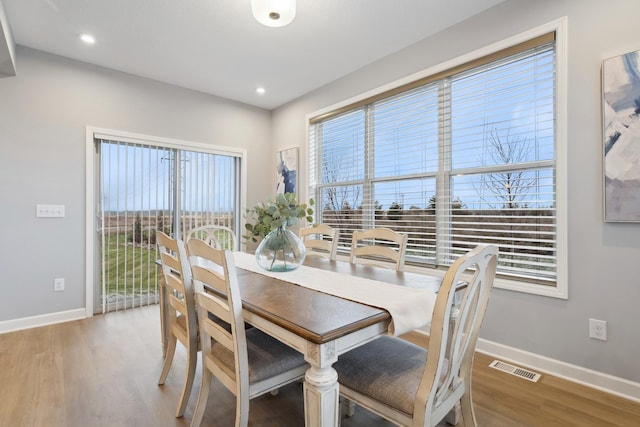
top-left (276, 147), bottom-right (298, 196)
top-left (603, 49), bottom-right (640, 222)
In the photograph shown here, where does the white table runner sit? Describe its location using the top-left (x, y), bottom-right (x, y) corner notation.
top-left (233, 251), bottom-right (436, 336)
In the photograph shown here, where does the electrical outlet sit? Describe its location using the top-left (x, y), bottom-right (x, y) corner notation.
top-left (589, 318), bottom-right (607, 341)
top-left (54, 278), bottom-right (65, 292)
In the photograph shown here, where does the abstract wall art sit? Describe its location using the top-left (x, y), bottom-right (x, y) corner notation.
top-left (603, 49), bottom-right (640, 222)
top-left (276, 147), bottom-right (298, 196)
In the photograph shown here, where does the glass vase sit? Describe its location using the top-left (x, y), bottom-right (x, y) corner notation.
top-left (255, 225), bottom-right (306, 272)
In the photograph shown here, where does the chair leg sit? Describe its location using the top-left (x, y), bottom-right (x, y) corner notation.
top-left (158, 334), bottom-right (177, 385)
top-left (190, 368), bottom-right (212, 427)
top-left (175, 343), bottom-right (198, 417)
top-left (445, 402), bottom-right (462, 425)
top-left (236, 391), bottom-right (251, 427)
top-left (459, 390), bottom-right (477, 427)
top-left (344, 399), bottom-right (356, 417)
top-left (159, 279), bottom-right (168, 358)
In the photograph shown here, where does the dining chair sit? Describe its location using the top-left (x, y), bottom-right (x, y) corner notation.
top-left (186, 224), bottom-right (238, 251)
top-left (299, 223), bottom-right (340, 260)
top-left (156, 231), bottom-right (199, 418)
top-left (334, 244), bottom-right (498, 427)
top-left (349, 227), bottom-right (408, 271)
top-left (186, 239), bottom-right (309, 427)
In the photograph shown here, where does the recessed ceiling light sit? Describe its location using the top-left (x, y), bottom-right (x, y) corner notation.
top-left (256, 87), bottom-right (266, 95)
top-left (80, 34), bottom-right (96, 45)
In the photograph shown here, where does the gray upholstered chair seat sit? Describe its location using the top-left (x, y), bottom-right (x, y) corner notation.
top-left (335, 336), bottom-right (447, 416)
top-left (211, 328), bottom-right (306, 384)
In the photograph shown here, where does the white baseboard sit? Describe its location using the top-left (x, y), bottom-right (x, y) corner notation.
top-left (477, 338), bottom-right (640, 404)
top-left (0, 308), bottom-right (87, 334)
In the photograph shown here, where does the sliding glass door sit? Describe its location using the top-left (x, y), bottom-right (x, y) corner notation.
top-left (94, 136), bottom-right (242, 313)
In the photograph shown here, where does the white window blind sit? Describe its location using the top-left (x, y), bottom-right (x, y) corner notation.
top-left (309, 35), bottom-right (557, 285)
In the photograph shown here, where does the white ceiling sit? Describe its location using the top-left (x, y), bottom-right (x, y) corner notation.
top-left (2, 0), bottom-right (506, 110)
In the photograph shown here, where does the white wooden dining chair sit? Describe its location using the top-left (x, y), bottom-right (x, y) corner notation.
top-left (156, 231), bottom-right (199, 418)
top-left (186, 224), bottom-right (238, 251)
top-left (186, 239), bottom-right (308, 427)
top-left (349, 227), bottom-right (408, 271)
top-left (299, 223), bottom-right (340, 260)
top-left (334, 244), bottom-right (498, 427)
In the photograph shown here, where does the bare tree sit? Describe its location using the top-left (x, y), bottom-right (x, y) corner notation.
top-left (321, 156), bottom-right (361, 211)
top-left (480, 128), bottom-right (536, 209)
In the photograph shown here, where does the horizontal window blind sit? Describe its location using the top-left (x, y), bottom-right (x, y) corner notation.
top-left (309, 34), bottom-right (557, 285)
top-left (373, 85), bottom-right (439, 178)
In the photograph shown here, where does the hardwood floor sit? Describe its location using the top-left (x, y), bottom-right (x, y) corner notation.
top-left (1, 305), bottom-right (638, 426)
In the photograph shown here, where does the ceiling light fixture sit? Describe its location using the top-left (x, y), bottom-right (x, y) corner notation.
top-left (251, 0), bottom-right (296, 28)
top-left (256, 87), bottom-right (266, 95)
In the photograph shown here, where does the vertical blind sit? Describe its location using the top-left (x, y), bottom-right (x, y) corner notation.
top-left (309, 34), bottom-right (557, 284)
top-left (97, 139), bottom-right (241, 313)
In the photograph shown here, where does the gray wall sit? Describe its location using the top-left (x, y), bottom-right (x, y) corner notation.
top-left (0, 47), bottom-right (273, 321)
top-left (272, 0), bottom-right (640, 382)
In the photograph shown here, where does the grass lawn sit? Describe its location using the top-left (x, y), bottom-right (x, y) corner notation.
top-left (102, 232), bottom-right (160, 303)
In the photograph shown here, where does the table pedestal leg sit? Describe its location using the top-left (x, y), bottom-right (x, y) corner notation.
top-left (303, 365), bottom-right (339, 427)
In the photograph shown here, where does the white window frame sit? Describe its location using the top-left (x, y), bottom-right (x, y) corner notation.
top-left (305, 18), bottom-right (567, 299)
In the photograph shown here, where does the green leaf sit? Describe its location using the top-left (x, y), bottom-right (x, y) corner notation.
top-left (243, 192), bottom-right (315, 241)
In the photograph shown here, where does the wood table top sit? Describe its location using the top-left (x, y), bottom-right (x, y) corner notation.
top-left (234, 256), bottom-right (441, 344)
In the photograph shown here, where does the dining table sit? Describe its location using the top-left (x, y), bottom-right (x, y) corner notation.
top-left (159, 253), bottom-right (442, 427)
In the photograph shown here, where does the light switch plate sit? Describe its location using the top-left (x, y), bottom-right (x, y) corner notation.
top-left (36, 204), bottom-right (65, 218)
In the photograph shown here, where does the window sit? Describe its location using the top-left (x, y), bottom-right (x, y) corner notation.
top-left (309, 27), bottom-right (566, 295)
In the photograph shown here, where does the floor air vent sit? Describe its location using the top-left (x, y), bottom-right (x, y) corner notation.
top-left (489, 360), bottom-right (541, 382)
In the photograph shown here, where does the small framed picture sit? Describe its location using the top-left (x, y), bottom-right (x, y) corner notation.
top-left (276, 147), bottom-right (298, 196)
top-left (603, 49), bottom-right (640, 222)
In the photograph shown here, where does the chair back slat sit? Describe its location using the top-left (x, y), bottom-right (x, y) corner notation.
top-left (350, 227), bottom-right (408, 271)
top-left (352, 244), bottom-right (399, 261)
top-left (159, 251), bottom-right (182, 275)
top-left (191, 262), bottom-right (228, 295)
top-left (299, 224), bottom-right (339, 260)
top-left (197, 292), bottom-right (235, 352)
top-left (166, 292), bottom-right (188, 317)
top-left (304, 239), bottom-right (333, 253)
